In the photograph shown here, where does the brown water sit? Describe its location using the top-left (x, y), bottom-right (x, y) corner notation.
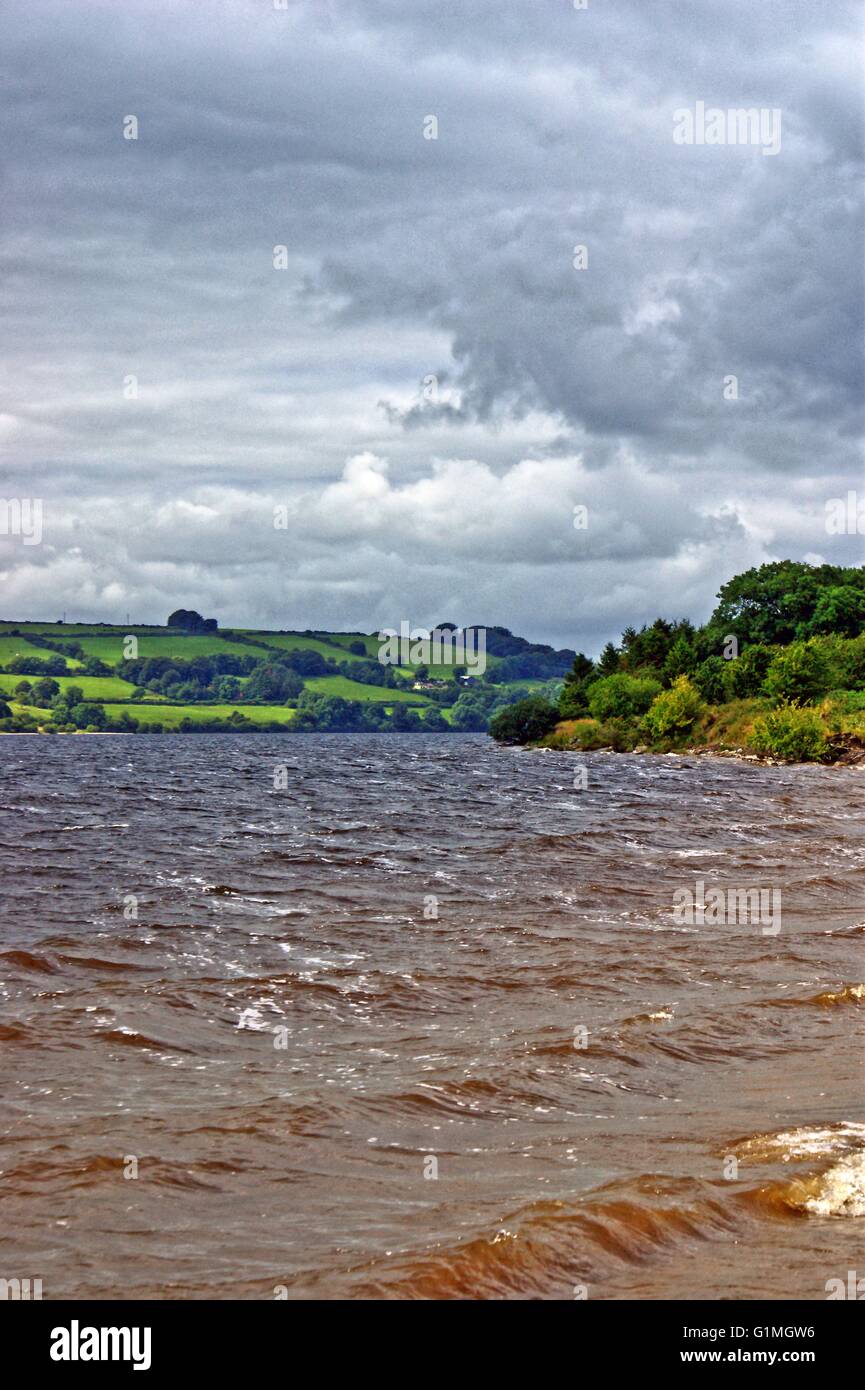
top-left (1, 733), bottom-right (863, 1300)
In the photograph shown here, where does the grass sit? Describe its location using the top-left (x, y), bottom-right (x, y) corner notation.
top-left (6, 702), bottom-right (46, 722)
top-left (100, 702), bottom-right (297, 726)
top-left (0, 673), bottom-right (139, 700)
top-left (0, 635), bottom-right (78, 667)
top-left (303, 676), bottom-right (428, 703)
top-left (695, 698), bottom-right (767, 748)
top-left (68, 632), bottom-right (260, 664)
top-left (238, 632), bottom-right (367, 663)
top-left (1, 622), bottom-right (504, 680)
top-left (315, 631), bottom-right (379, 657)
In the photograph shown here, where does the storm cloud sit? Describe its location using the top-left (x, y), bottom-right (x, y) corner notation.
top-left (1, 0), bottom-right (862, 649)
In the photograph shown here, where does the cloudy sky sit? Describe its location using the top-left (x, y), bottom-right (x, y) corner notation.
top-left (1, 0), bottom-right (862, 651)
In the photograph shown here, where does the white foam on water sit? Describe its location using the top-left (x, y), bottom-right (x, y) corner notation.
top-left (800, 1152), bottom-right (865, 1217)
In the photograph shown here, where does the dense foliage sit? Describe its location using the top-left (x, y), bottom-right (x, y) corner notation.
top-left (749, 706), bottom-right (828, 762)
top-left (167, 609), bottom-right (218, 632)
top-left (3, 564), bottom-right (864, 747)
top-left (488, 698), bottom-right (560, 745)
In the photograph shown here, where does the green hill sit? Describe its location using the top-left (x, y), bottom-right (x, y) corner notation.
top-left (0, 616), bottom-right (573, 734)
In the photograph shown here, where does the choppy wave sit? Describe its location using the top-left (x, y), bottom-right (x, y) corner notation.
top-left (1, 733), bottom-right (863, 1299)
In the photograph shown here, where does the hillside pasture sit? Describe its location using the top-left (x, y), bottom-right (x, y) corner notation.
top-left (0, 673), bottom-right (140, 700)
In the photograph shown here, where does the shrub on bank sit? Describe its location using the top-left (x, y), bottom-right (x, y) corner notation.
top-left (542, 718), bottom-right (600, 750)
top-left (825, 689), bottom-right (865, 714)
top-left (749, 704), bottom-right (827, 762)
top-left (642, 676), bottom-right (705, 742)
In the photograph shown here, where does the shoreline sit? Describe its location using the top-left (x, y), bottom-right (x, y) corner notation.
top-left (530, 739), bottom-right (865, 771)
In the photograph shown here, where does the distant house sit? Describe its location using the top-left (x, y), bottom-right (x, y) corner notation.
top-left (458, 674), bottom-right (478, 687)
top-left (412, 678), bottom-right (448, 691)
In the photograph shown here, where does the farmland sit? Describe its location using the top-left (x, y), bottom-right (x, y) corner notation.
top-left (0, 672), bottom-right (140, 700)
top-left (99, 702), bottom-right (297, 727)
top-left (0, 617), bottom-right (568, 733)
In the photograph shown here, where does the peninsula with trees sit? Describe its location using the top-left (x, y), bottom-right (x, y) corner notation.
top-left (490, 561), bottom-right (865, 765)
top-left (3, 561), bottom-right (864, 764)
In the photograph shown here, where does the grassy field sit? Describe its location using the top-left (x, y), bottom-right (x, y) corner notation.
top-left (0, 624), bottom-right (264, 663)
top-left (239, 632), bottom-right (367, 663)
top-left (0, 672), bottom-right (140, 700)
top-left (68, 632), bottom-right (261, 663)
top-left (7, 702), bottom-right (46, 722)
top-left (315, 631), bottom-right (380, 656)
top-left (303, 675), bottom-right (428, 703)
top-left (0, 635), bottom-right (80, 667)
top-left (100, 702), bottom-right (297, 726)
top-left (0, 622), bottom-right (492, 678)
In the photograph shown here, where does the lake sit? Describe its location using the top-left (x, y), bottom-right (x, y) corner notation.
top-left (1, 733), bottom-right (862, 1299)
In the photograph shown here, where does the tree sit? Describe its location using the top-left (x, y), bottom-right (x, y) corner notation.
top-left (167, 609), bottom-right (217, 632)
top-left (763, 640), bottom-right (832, 706)
top-left (597, 642), bottom-right (620, 675)
top-left (662, 636), bottom-right (698, 685)
top-left (245, 664), bottom-right (303, 702)
top-left (294, 692), bottom-right (365, 730)
top-left (31, 677), bottom-right (61, 706)
top-left (69, 702), bottom-right (108, 730)
top-left (422, 708), bottom-right (448, 731)
top-left (822, 634), bottom-right (865, 690)
top-left (692, 656), bottom-right (729, 705)
top-left (710, 561), bottom-right (865, 646)
top-left (727, 644), bottom-right (773, 698)
top-left (587, 673), bottom-right (662, 721)
top-left (559, 652), bottom-right (594, 718)
top-left (800, 585), bottom-right (865, 639)
top-left (213, 675), bottom-right (243, 701)
top-left (489, 697), bottom-right (559, 745)
top-left (0, 700), bottom-right (11, 719)
top-left (360, 702), bottom-right (388, 730)
top-left (450, 687), bottom-right (498, 731)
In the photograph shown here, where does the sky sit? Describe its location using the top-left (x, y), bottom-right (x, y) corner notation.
top-left (1, 0), bottom-right (863, 653)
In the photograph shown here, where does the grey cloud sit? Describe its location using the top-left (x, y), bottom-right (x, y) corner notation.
top-left (0, 0), bottom-right (861, 648)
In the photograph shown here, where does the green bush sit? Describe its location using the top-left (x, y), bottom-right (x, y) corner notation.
top-left (642, 675), bottom-right (705, 741)
top-left (69, 702), bottom-right (108, 730)
top-left (489, 697), bottom-right (559, 745)
top-left (749, 705), bottom-right (827, 761)
top-left (763, 639), bottom-right (832, 706)
top-left (818, 633), bottom-right (865, 691)
top-left (597, 717), bottom-right (643, 751)
top-left (728, 643), bottom-right (773, 698)
top-left (692, 656), bottom-right (730, 704)
top-left (826, 689), bottom-right (865, 714)
top-left (586, 673), bottom-right (662, 721)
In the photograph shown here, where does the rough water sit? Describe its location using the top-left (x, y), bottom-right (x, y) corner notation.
top-left (1, 733), bottom-right (863, 1300)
